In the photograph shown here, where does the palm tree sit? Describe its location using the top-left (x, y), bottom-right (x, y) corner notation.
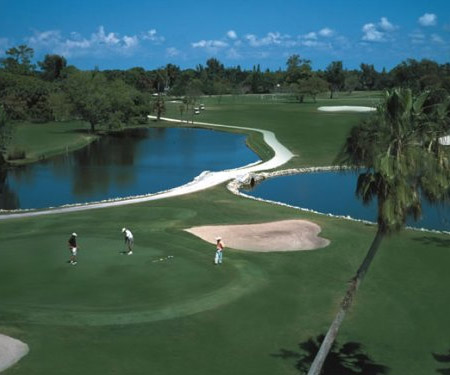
top-left (307, 88), bottom-right (450, 375)
top-left (152, 94), bottom-right (166, 121)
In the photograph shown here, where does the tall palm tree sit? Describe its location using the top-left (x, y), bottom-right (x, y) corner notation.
top-left (308, 88), bottom-right (450, 375)
top-left (152, 94), bottom-right (166, 121)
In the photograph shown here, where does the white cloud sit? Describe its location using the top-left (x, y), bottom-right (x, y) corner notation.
top-left (245, 32), bottom-right (291, 47)
top-left (62, 38), bottom-right (91, 51)
top-left (318, 28), bottom-right (334, 37)
top-left (191, 39), bottom-right (228, 49)
top-left (302, 40), bottom-right (320, 47)
top-left (361, 17), bottom-right (398, 42)
top-left (166, 47), bottom-right (180, 57)
top-left (226, 48), bottom-right (241, 59)
top-left (123, 35), bottom-right (139, 48)
top-left (410, 30), bottom-right (426, 44)
top-left (379, 17), bottom-right (397, 31)
top-left (431, 33), bottom-right (444, 43)
top-left (303, 32), bottom-right (317, 40)
top-left (335, 35), bottom-right (351, 49)
top-left (93, 26), bottom-right (120, 45)
top-left (362, 23), bottom-right (385, 41)
top-left (142, 29), bottom-right (165, 43)
top-left (418, 13), bottom-right (437, 26)
top-left (227, 30), bottom-right (237, 39)
top-left (27, 30), bottom-right (62, 48)
top-left (25, 26), bottom-right (149, 58)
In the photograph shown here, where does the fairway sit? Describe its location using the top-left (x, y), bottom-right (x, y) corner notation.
top-left (0, 94), bottom-right (449, 375)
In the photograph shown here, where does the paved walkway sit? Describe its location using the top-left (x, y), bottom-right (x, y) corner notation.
top-left (0, 117), bottom-right (294, 221)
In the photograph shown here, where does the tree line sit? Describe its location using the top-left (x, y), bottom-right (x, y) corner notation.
top-left (1, 44), bottom-right (450, 155)
top-left (1, 45), bottom-right (450, 121)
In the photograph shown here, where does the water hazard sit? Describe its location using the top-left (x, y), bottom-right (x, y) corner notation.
top-left (244, 171), bottom-right (450, 232)
top-left (0, 127), bottom-right (259, 210)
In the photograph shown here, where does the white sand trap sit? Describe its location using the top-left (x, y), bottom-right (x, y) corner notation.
top-left (185, 219), bottom-right (330, 252)
top-left (318, 106), bottom-right (376, 112)
top-left (0, 334), bottom-right (29, 372)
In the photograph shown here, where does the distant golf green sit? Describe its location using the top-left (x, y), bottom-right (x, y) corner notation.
top-left (1, 92), bottom-right (448, 375)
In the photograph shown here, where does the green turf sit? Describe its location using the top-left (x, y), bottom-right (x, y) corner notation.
top-left (7, 120), bottom-right (96, 165)
top-left (165, 93), bottom-right (379, 168)
top-left (1, 92), bottom-right (449, 374)
top-left (1, 188), bottom-right (449, 374)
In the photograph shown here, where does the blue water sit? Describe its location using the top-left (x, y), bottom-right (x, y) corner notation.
top-left (2, 127), bottom-right (259, 210)
top-left (244, 171), bottom-right (450, 232)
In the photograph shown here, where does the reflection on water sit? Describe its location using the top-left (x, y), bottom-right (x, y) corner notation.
top-left (244, 171), bottom-right (450, 232)
top-left (0, 127), bottom-right (259, 210)
top-left (0, 169), bottom-right (20, 209)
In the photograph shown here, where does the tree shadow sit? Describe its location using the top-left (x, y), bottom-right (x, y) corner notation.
top-left (0, 168), bottom-right (20, 210)
top-left (272, 334), bottom-right (389, 375)
top-left (433, 350), bottom-right (450, 374)
top-left (413, 236), bottom-right (450, 248)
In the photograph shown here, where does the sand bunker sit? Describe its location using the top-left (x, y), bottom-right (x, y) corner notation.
top-left (0, 334), bottom-right (29, 372)
top-left (185, 219), bottom-right (330, 252)
top-left (318, 106), bottom-right (376, 112)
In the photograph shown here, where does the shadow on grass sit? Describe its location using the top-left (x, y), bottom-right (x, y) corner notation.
top-left (272, 334), bottom-right (389, 375)
top-left (433, 350), bottom-right (450, 374)
top-left (413, 236), bottom-right (450, 248)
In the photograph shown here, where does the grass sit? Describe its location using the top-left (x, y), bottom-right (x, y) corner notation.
top-left (1, 92), bottom-right (449, 374)
top-left (165, 93), bottom-right (378, 168)
top-left (7, 120), bottom-right (96, 165)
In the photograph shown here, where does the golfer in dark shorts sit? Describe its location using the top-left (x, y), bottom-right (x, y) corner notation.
top-left (68, 232), bottom-right (78, 265)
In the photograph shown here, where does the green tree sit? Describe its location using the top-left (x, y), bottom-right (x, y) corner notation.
top-left (152, 94), bottom-right (166, 121)
top-left (48, 91), bottom-right (74, 121)
top-left (1, 45), bottom-right (35, 75)
top-left (286, 55), bottom-right (312, 84)
top-left (308, 88), bottom-right (450, 375)
top-left (0, 106), bottom-right (13, 166)
top-left (344, 71), bottom-right (360, 94)
top-left (359, 63), bottom-right (378, 90)
top-left (205, 58), bottom-right (225, 81)
top-left (165, 63), bottom-right (181, 89)
top-left (297, 76), bottom-right (329, 102)
top-left (65, 71), bottom-right (112, 132)
top-left (325, 61), bottom-right (345, 99)
top-left (0, 72), bottom-right (52, 121)
top-left (38, 54), bottom-right (67, 81)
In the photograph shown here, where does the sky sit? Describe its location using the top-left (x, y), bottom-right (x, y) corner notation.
top-left (1, 0), bottom-right (449, 71)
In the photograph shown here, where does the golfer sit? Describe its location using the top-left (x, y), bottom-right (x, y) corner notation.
top-left (122, 228), bottom-right (134, 255)
top-left (214, 236), bottom-right (225, 265)
top-left (68, 232), bottom-right (78, 265)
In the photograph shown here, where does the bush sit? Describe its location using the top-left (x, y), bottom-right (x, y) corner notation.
top-left (7, 146), bottom-right (26, 160)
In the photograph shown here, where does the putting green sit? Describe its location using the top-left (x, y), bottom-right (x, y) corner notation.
top-left (0, 207), bottom-right (268, 326)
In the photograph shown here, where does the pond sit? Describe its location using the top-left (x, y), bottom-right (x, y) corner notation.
top-left (0, 127), bottom-right (259, 210)
top-left (243, 171), bottom-right (450, 232)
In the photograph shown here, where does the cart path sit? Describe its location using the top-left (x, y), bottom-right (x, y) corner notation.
top-left (0, 334), bottom-right (29, 373)
top-left (0, 116), bottom-right (294, 221)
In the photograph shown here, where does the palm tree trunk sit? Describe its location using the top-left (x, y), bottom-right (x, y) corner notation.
top-left (307, 228), bottom-right (385, 375)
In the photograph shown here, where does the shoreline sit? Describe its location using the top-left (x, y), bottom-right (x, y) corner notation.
top-left (0, 116), bottom-right (294, 220)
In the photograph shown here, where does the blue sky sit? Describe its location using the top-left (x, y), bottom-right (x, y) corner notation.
top-left (1, 0), bottom-right (449, 71)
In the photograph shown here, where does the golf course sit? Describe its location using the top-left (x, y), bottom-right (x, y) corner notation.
top-left (0, 93), bottom-right (449, 375)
